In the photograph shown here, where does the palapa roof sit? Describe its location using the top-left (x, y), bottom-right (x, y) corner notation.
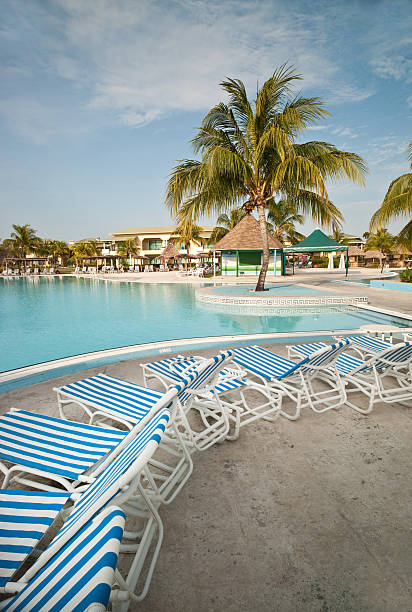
top-left (363, 250), bottom-right (385, 259)
top-left (393, 245), bottom-right (412, 256)
top-left (348, 246), bottom-right (364, 256)
top-left (160, 240), bottom-right (182, 260)
top-left (284, 229), bottom-right (347, 253)
top-left (212, 214), bottom-right (283, 251)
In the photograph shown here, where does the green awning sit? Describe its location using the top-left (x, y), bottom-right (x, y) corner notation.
top-left (284, 229), bottom-right (348, 253)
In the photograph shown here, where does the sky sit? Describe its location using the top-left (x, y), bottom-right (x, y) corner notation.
top-left (0, 0), bottom-right (411, 242)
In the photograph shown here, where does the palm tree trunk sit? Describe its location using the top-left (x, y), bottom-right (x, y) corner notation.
top-left (256, 204), bottom-right (269, 291)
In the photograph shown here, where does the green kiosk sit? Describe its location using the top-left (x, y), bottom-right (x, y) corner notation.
top-left (283, 229), bottom-right (349, 276)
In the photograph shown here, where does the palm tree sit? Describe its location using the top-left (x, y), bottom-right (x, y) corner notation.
top-left (117, 238), bottom-right (140, 265)
top-left (329, 229), bottom-right (349, 245)
top-left (166, 65), bottom-right (367, 290)
top-left (267, 200), bottom-right (304, 244)
top-left (172, 221), bottom-right (203, 253)
top-left (365, 229), bottom-right (395, 257)
top-left (73, 239), bottom-right (99, 263)
top-left (9, 224), bottom-right (40, 268)
top-left (370, 142), bottom-right (412, 249)
top-left (49, 241), bottom-right (70, 266)
top-left (208, 208), bottom-right (247, 244)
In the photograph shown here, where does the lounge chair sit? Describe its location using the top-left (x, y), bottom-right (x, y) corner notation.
top-left (334, 342), bottom-right (412, 414)
top-left (0, 408), bottom-right (171, 604)
top-left (287, 334), bottom-right (393, 360)
top-left (233, 341), bottom-right (351, 418)
top-left (141, 354), bottom-right (282, 441)
top-left (0, 505), bottom-right (125, 611)
top-left (56, 353), bottom-right (238, 451)
top-left (0, 408), bottom-right (126, 491)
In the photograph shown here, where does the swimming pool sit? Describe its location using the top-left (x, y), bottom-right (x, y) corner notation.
top-left (1, 277), bottom-right (411, 373)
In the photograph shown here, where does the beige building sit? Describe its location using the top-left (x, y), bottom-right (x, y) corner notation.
top-left (106, 225), bottom-right (214, 259)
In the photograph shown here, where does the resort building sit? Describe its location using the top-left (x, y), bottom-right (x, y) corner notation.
top-left (212, 214), bottom-right (284, 276)
top-left (107, 225), bottom-right (214, 258)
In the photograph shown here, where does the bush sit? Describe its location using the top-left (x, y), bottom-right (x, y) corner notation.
top-left (311, 256), bottom-right (329, 268)
top-left (400, 268), bottom-right (412, 283)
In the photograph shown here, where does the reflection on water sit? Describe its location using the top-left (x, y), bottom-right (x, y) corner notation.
top-left (0, 276), bottom-right (409, 372)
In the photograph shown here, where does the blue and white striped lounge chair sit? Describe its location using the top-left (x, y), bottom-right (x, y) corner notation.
top-left (0, 506), bottom-right (125, 612)
top-left (333, 342), bottom-right (412, 414)
top-left (0, 380), bottom-right (183, 493)
top-left (0, 409), bottom-right (126, 491)
top-left (141, 354), bottom-right (282, 441)
top-left (233, 341), bottom-right (351, 418)
top-left (0, 408), bottom-right (171, 604)
top-left (287, 335), bottom-right (393, 360)
top-left (56, 352), bottom-right (238, 451)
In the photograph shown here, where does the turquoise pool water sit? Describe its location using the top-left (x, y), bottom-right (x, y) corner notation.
top-left (210, 283), bottom-right (327, 295)
top-left (1, 277), bottom-right (410, 373)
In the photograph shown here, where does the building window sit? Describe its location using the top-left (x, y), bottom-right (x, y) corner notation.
top-left (148, 239), bottom-right (163, 250)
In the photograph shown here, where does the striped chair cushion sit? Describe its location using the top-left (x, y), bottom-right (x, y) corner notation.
top-left (288, 341), bottom-right (327, 358)
top-left (0, 507), bottom-right (125, 611)
top-left (59, 374), bottom-right (166, 423)
top-left (337, 342), bottom-right (412, 375)
top-left (233, 346), bottom-right (301, 380)
top-left (344, 335), bottom-right (392, 353)
top-left (0, 410), bottom-right (126, 481)
top-left (150, 357), bottom-right (245, 395)
top-left (175, 351), bottom-right (234, 403)
top-left (24, 408), bottom-right (170, 580)
top-left (234, 342), bottom-right (349, 381)
top-left (0, 491), bottom-right (69, 587)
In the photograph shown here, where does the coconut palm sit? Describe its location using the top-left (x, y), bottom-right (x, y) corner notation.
top-left (370, 142), bottom-right (412, 249)
top-left (208, 208), bottom-right (247, 244)
top-left (9, 224), bottom-right (40, 259)
top-left (117, 238), bottom-right (140, 264)
top-left (365, 229), bottom-right (395, 257)
top-left (73, 239), bottom-right (99, 260)
top-left (166, 65), bottom-right (367, 290)
top-left (267, 200), bottom-right (304, 244)
top-left (49, 241), bottom-right (70, 266)
top-left (172, 221), bottom-right (203, 253)
top-left (329, 229), bottom-right (349, 245)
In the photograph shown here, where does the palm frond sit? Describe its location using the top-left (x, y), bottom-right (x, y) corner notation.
top-left (370, 172), bottom-right (412, 230)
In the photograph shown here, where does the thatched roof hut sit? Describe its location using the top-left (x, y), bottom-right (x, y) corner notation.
top-left (160, 240), bottom-right (181, 261)
top-left (348, 246), bottom-right (364, 257)
top-left (363, 250), bottom-right (385, 260)
top-left (212, 214), bottom-right (283, 251)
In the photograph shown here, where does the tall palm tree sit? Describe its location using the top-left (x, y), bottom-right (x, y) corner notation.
top-left (73, 239), bottom-right (99, 261)
top-left (49, 240), bottom-right (70, 266)
top-left (117, 238), bottom-right (140, 264)
top-left (329, 229), bottom-right (349, 245)
top-left (9, 224), bottom-right (40, 266)
top-left (267, 200), bottom-right (304, 244)
top-left (370, 142), bottom-right (412, 249)
top-left (208, 208), bottom-right (247, 244)
top-left (365, 229), bottom-right (395, 257)
top-left (172, 221), bottom-right (203, 253)
top-left (166, 65), bottom-right (367, 290)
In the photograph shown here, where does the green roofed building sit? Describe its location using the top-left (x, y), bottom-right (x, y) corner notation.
top-left (212, 214), bottom-right (284, 276)
top-left (284, 228), bottom-right (349, 275)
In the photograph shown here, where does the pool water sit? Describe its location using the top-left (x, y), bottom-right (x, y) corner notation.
top-left (210, 283), bottom-right (327, 295)
top-left (1, 277), bottom-right (410, 372)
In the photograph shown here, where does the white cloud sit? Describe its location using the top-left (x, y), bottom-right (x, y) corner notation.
top-left (15, 0), bottom-right (372, 128)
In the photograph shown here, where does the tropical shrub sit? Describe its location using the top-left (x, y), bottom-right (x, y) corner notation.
top-left (400, 268), bottom-right (412, 282)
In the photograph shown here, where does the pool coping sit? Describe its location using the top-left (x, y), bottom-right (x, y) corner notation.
top-left (1, 302), bottom-right (412, 394)
top-left (196, 284), bottom-right (369, 307)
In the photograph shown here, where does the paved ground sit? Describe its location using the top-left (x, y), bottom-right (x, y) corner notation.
top-left (2, 340), bottom-right (412, 612)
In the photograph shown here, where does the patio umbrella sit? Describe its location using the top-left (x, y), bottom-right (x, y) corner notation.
top-left (338, 253), bottom-right (345, 269)
top-left (327, 252), bottom-right (334, 269)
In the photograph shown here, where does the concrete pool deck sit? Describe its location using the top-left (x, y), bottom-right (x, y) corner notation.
top-left (1, 342), bottom-right (412, 611)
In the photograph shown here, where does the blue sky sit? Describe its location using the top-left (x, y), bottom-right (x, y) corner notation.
top-left (0, 0), bottom-right (411, 241)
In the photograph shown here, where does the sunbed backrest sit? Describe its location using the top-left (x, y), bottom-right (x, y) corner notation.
top-left (175, 351), bottom-right (233, 403)
top-left (23, 408), bottom-right (170, 582)
top-left (357, 342), bottom-right (412, 374)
